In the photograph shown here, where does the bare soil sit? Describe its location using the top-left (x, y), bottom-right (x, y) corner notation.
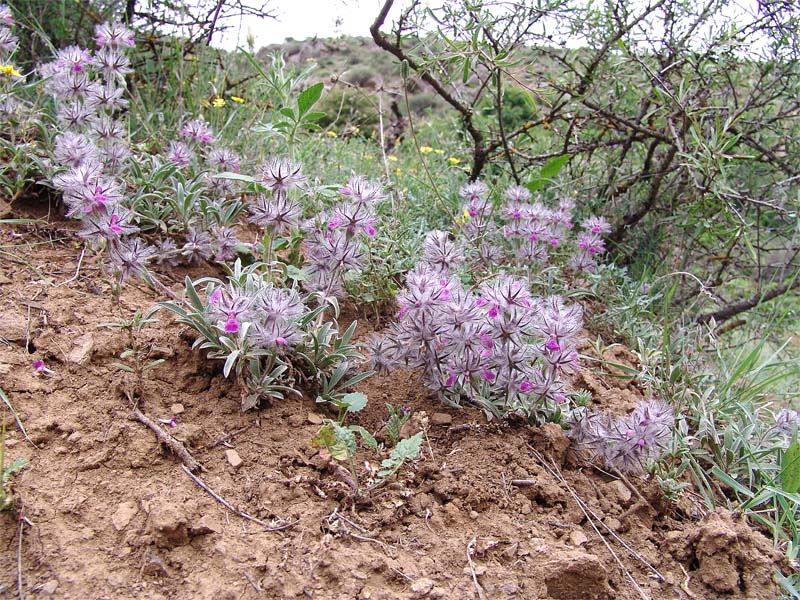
top-left (0, 218), bottom-right (787, 599)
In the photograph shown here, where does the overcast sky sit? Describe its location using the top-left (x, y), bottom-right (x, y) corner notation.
top-left (213, 0), bottom-right (400, 50)
top-left (210, 0), bottom-right (763, 53)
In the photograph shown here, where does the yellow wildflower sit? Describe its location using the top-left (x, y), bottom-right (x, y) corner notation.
top-left (455, 208), bottom-right (472, 225)
top-left (326, 130), bottom-right (337, 138)
top-left (212, 97), bottom-right (226, 108)
top-left (0, 64), bottom-right (21, 78)
top-left (434, 149), bottom-right (444, 155)
top-left (395, 167), bottom-right (402, 175)
top-left (448, 157), bottom-right (461, 165)
top-left (420, 146), bottom-right (433, 154)
top-left (352, 126), bottom-right (360, 134)
top-left (231, 95), bottom-right (245, 104)
top-left (388, 155), bottom-right (398, 162)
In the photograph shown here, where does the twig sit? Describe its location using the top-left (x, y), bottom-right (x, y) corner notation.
top-left (203, 426), bottom-right (249, 450)
top-left (243, 572), bottom-right (262, 593)
top-left (17, 517), bottom-right (27, 600)
top-left (466, 537), bottom-right (486, 600)
top-left (180, 465), bottom-right (296, 532)
top-left (55, 246), bottom-right (85, 287)
top-left (133, 407), bottom-right (201, 472)
top-left (510, 479), bottom-right (535, 486)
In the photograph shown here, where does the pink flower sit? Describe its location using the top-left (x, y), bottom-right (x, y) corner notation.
top-left (545, 337), bottom-right (560, 352)
top-left (519, 380), bottom-right (532, 393)
top-left (480, 370), bottom-right (496, 382)
top-left (209, 288), bottom-right (222, 304)
top-left (224, 315), bottom-right (239, 333)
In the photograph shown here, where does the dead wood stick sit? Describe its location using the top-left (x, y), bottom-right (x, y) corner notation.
top-left (466, 537), bottom-right (487, 600)
top-left (133, 407), bottom-right (202, 473)
top-left (180, 465), bottom-right (296, 532)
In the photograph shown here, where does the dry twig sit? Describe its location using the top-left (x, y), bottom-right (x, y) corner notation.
top-left (181, 465), bottom-right (296, 532)
top-left (466, 537), bottom-right (487, 600)
top-left (133, 407), bottom-right (201, 473)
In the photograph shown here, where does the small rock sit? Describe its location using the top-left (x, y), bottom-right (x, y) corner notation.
top-left (148, 503), bottom-right (189, 548)
top-left (40, 579), bottom-right (59, 595)
top-left (500, 582), bottom-right (519, 595)
top-left (605, 517), bottom-right (622, 531)
top-left (544, 550), bottom-right (613, 599)
top-left (225, 448), bottom-right (243, 469)
top-left (469, 510), bottom-right (479, 520)
top-left (288, 414), bottom-right (305, 427)
top-left (307, 412), bottom-right (323, 425)
top-left (112, 500), bottom-right (139, 531)
top-left (411, 577), bottom-right (435, 597)
top-left (66, 333), bottom-right (94, 365)
top-left (351, 570), bottom-right (368, 581)
top-left (171, 403), bottom-right (185, 415)
top-left (189, 513), bottom-right (222, 536)
top-left (0, 310), bottom-right (27, 343)
top-left (430, 413), bottom-right (453, 426)
top-left (609, 480), bottom-right (632, 504)
top-left (141, 549), bottom-right (170, 577)
top-left (569, 530), bottom-right (588, 546)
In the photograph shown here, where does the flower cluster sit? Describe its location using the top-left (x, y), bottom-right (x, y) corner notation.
top-left (40, 22), bottom-right (153, 285)
top-left (300, 174), bottom-right (383, 298)
top-left (452, 180), bottom-right (611, 274)
top-left (569, 399), bottom-right (675, 473)
top-left (368, 260), bottom-right (585, 420)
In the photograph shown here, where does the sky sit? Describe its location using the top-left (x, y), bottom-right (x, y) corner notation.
top-left (212, 0), bottom-right (399, 50)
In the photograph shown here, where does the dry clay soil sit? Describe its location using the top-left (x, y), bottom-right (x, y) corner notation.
top-left (0, 218), bottom-right (790, 599)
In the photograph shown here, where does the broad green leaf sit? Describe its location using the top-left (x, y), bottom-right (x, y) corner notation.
top-left (279, 106), bottom-right (296, 119)
top-left (341, 392), bottom-right (368, 413)
top-left (539, 154), bottom-right (570, 179)
top-left (298, 82), bottom-right (324, 116)
top-left (285, 265), bottom-right (307, 281)
top-left (782, 441), bottom-right (800, 494)
top-left (349, 425), bottom-right (378, 452)
top-left (392, 432), bottom-right (423, 461)
top-left (303, 111), bottom-right (326, 122)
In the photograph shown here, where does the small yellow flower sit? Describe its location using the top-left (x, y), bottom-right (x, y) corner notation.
top-left (420, 145), bottom-right (433, 154)
top-left (326, 130), bottom-right (337, 138)
top-left (455, 208), bottom-right (472, 225)
top-left (231, 95), bottom-right (245, 104)
top-left (388, 155), bottom-right (398, 162)
top-left (395, 167), bottom-right (402, 175)
top-left (0, 64), bottom-right (21, 78)
top-left (434, 149), bottom-right (444, 155)
top-left (212, 97), bottom-right (226, 108)
top-left (448, 157), bottom-right (461, 165)
top-left (408, 167), bottom-right (417, 174)
top-left (352, 126), bottom-right (360, 134)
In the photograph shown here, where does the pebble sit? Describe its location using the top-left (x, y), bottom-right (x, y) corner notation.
top-left (410, 577), bottom-right (435, 597)
top-left (288, 414), bottom-right (305, 427)
top-left (430, 412), bottom-right (453, 426)
top-left (225, 449), bottom-right (243, 469)
top-left (307, 412), bottom-right (323, 425)
top-left (66, 333), bottom-right (95, 365)
top-left (469, 510), bottom-right (479, 520)
top-left (170, 403), bottom-right (185, 415)
top-left (111, 500), bottom-right (139, 531)
top-left (609, 479), bottom-right (632, 504)
top-left (40, 580), bottom-right (58, 595)
top-left (569, 530), bottom-right (588, 546)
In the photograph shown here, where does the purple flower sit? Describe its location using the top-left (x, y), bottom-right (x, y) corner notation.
top-left (166, 141), bottom-right (194, 166)
top-left (224, 315), bottom-right (240, 333)
top-left (181, 118), bottom-right (214, 144)
top-left (260, 157), bottom-right (306, 194)
top-left (95, 22), bottom-right (135, 48)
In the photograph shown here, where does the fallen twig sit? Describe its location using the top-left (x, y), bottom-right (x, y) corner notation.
top-left (17, 517), bottom-right (29, 600)
top-left (466, 537), bottom-right (487, 600)
top-left (133, 407), bottom-right (202, 473)
top-left (203, 426), bottom-right (249, 450)
top-left (181, 465), bottom-right (296, 532)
